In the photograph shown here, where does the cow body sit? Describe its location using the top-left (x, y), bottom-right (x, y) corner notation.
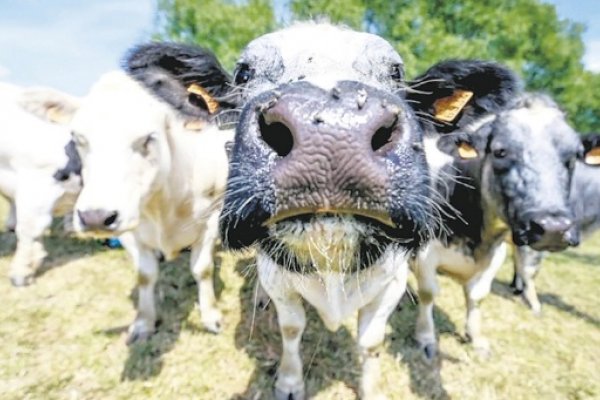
top-left (512, 134), bottom-right (600, 312)
top-left (414, 93), bottom-right (581, 358)
top-left (0, 83), bottom-right (81, 286)
top-left (72, 72), bottom-right (232, 342)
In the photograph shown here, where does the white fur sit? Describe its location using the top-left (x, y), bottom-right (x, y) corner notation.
top-left (72, 71), bottom-right (233, 339)
top-left (0, 83), bottom-right (81, 285)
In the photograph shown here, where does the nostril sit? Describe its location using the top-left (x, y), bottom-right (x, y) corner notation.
top-left (103, 211), bottom-right (118, 227)
top-left (371, 119), bottom-right (397, 153)
top-left (258, 114), bottom-right (294, 157)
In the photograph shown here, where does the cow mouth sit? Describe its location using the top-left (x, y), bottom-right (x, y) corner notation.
top-left (263, 207), bottom-right (396, 229)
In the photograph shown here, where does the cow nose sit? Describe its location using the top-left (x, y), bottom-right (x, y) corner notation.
top-left (258, 88), bottom-right (398, 159)
top-left (78, 209), bottom-right (119, 230)
top-left (528, 215), bottom-right (573, 251)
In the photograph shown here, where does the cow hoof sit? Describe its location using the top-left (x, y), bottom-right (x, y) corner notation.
top-left (274, 385), bottom-right (306, 400)
top-left (126, 324), bottom-right (154, 345)
top-left (472, 339), bottom-right (491, 359)
top-left (421, 343), bottom-right (438, 362)
top-left (201, 309), bottom-right (223, 334)
top-left (10, 275), bottom-right (34, 287)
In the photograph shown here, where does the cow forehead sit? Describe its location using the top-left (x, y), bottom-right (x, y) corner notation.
top-left (240, 23), bottom-right (403, 90)
top-left (496, 98), bottom-right (578, 149)
top-left (72, 72), bottom-right (167, 141)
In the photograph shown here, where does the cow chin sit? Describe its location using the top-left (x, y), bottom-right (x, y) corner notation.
top-left (260, 214), bottom-right (398, 274)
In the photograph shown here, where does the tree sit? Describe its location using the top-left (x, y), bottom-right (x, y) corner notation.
top-left (156, 0), bottom-right (599, 132)
top-left (155, 0), bottom-right (275, 70)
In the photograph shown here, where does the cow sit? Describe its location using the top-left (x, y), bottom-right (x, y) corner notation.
top-left (0, 83), bottom-right (81, 286)
top-left (412, 91), bottom-right (582, 360)
top-left (127, 22), bottom-right (521, 399)
top-left (70, 68), bottom-right (234, 343)
top-left (511, 133), bottom-right (600, 313)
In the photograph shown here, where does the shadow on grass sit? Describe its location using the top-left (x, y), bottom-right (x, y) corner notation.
top-left (232, 260), bottom-right (456, 399)
top-left (119, 249), bottom-right (225, 381)
top-left (491, 279), bottom-right (600, 328)
top-left (387, 295), bottom-right (456, 400)
top-left (550, 249), bottom-right (600, 266)
top-left (0, 220), bottom-right (110, 281)
top-left (232, 258), bottom-right (362, 399)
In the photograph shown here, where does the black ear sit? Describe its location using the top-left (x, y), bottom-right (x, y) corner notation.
top-left (123, 42), bottom-right (237, 121)
top-left (407, 60), bottom-right (521, 133)
top-left (582, 133), bottom-right (600, 166)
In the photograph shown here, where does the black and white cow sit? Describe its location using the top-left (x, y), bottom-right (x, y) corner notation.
top-left (130, 22), bottom-right (518, 399)
top-left (413, 91), bottom-right (582, 359)
top-left (0, 83), bottom-right (81, 286)
top-left (512, 133), bottom-right (600, 313)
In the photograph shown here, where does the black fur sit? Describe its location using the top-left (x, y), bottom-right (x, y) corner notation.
top-left (53, 140), bottom-right (81, 182)
top-left (123, 42), bottom-right (237, 121)
top-left (582, 133), bottom-right (600, 156)
top-left (407, 60), bottom-right (521, 133)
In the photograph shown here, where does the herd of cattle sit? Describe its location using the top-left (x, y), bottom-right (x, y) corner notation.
top-left (1, 22), bottom-right (599, 399)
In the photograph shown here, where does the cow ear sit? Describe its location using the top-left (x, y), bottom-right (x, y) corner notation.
top-left (437, 132), bottom-right (483, 160)
top-left (17, 88), bottom-right (80, 125)
top-left (407, 60), bottom-right (521, 133)
top-left (582, 134), bottom-right (600, 166)
top-left (124, 42), bottom-right (237, 121)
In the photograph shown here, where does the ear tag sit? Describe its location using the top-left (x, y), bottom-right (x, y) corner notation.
top-left (183, 119), bottom-right (206, 131)
top-left (434, 89), bottom-right (474, 122)
top-left (46, 105), bottom-right (70, 124)
top-left (584, 147), bottom-right (600, 165)
top-left (187, 83), bottom-right (219, 115)
top-left (457, 142), bottom-right (478, 159)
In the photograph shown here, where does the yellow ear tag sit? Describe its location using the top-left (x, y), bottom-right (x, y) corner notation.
top-left (187, 83), bottom-right (219, 115)
top-left (434, 89), bottom-right (474, 122)
top-left (584, 147), bottom-right (600, 165)
top-left (183, 119), bottom-right (206, 131)
top-left (457, 142), bottom-right (478, 159)
top-left (46, 105), bottom-right (70, 124)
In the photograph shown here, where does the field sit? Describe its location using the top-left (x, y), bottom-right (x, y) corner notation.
top-left (0, 198), bottom-right (599, 400)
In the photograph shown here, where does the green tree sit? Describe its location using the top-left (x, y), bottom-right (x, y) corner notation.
top-left (155, 0), bottom-right (275, 70)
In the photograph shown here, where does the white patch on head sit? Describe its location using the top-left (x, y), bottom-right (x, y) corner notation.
top-left (423, 135), bottom-right (453, 180)
top-left (239, 22), bottom-right (403, 96)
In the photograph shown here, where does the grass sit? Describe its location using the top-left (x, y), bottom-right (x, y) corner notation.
top-left (0, 197), bottom-right (598, 400)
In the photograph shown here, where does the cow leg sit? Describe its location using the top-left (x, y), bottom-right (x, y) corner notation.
top-left (358, 264), bottom-right (408, 400)
top-left (190, 211), bottom-right (222, 333)
top-left (512, 245), bottom-right (543, 315)
top-left (463, 242), bottom-right (507, 357)
top-left (120, 232), bottom-right (159, 344)
top-left (9, 184), bottom-right (59, 286)
top-left (257, 253), bottom-right (306, 400)
top-left (413, 247), bottom-right (440, 361)
top-left (4, 198), bottom-right (16, 232)
top-left (61, 212), bottom-right (75, 234)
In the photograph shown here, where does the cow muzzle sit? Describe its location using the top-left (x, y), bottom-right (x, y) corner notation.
top-left (76, 209), bottom-right (120, 234)
top-left (252, 81), bottom-right (404, 223)
top-left (516, 213), bottom-right (576, 251)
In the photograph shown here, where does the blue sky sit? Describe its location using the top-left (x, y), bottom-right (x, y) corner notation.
top-left (0, 0), bottom-right (598, 95)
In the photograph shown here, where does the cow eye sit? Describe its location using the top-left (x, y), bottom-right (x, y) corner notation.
top-left (390, 63), bottom-right (404, 82)
top-left (493, 148), bottom-right (507, 159)
top-left (234, 63), bottom-right (254, 85)
top-left (564, 156), bottom-right (576, 170)
top-left (134, 133), bottom-right (156, 156)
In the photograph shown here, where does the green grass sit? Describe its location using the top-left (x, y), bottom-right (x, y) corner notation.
top-left (0, 197), bottom-right (598, 399)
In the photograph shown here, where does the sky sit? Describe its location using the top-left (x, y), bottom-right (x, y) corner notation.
top-left (0, 0), bottom-right (598, 96)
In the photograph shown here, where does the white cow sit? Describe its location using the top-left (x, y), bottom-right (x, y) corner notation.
top-left (0, 83), bottom-right (81, 286)
top-left (70, 71), bottom-right (233, 343)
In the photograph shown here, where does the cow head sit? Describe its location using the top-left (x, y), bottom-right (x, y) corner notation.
top-left (72, 55), bottom-right (232, 235)
top-left (449, 93), bottom-right (581, 251)
top-left (128, 23), bottom-right (519, 272)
